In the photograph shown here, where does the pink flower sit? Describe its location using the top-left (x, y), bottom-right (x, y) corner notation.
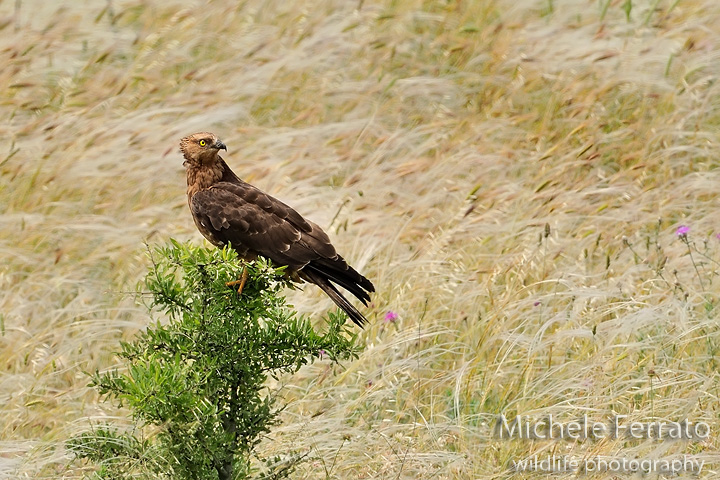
top-left (384, 311), bottom-right (398, 323)
top-left (676, 225), bottom-right (689, 236)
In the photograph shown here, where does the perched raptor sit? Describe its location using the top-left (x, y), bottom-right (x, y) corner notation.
top-left (180, 132), bottom-right (375, 327)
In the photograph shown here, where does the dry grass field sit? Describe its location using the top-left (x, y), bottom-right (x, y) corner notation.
top-left (2, 0), bottom-right (720, 477)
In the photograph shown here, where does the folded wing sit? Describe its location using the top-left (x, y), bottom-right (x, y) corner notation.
top-left (190, 181), bottom-right (374, 326)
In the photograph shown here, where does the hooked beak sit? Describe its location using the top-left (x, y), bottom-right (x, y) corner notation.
top-left (214, 139), bottom-right (227, 151)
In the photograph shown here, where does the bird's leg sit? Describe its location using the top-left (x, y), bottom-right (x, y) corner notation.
top-left (225, 267), bottom-right (248, 294)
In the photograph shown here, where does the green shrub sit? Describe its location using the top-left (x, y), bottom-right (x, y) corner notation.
top-left (69, 241), bottom-right (361, 479)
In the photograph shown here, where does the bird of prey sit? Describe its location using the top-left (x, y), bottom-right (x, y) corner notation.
top-left (180, 132), bottom-right (375, 327)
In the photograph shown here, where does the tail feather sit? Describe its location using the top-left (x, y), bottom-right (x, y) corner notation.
top-left (304, 263), bottom-right (372, 306)
top-left (301, 268), bottom-right (369, 328)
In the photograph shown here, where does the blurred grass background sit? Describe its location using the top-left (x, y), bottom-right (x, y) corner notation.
top-left (2, 0), bottom-right (720, 477)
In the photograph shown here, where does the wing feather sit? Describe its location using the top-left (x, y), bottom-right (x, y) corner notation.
top-left (191, 181), bottom-right (330, 269)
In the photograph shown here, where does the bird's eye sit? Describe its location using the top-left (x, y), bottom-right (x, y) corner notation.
top-left (199, 139), bottom-right (207, 147)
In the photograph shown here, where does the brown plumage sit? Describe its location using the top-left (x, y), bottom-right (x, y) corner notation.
top-left (180, 132), bottom-right (375, 327)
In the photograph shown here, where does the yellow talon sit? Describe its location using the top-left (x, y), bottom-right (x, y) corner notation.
top-left (225, 267), bottom-right (248, 294)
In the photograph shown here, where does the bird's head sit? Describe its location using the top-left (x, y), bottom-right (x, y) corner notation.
top-left (180, 132), bottom-right (227, 165)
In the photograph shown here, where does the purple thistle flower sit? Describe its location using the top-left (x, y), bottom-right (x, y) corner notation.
top-left (318, 349), bottom-right (326, 359)
top-left (384, 311), bottom-right (398, 323)
top-left (676, 225), bottom-right (690, 236)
